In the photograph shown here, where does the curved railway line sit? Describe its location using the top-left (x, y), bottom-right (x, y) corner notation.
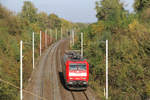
top-left (23, 39), bottom-right (99, 100)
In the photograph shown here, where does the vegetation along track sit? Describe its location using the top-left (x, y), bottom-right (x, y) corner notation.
top-left (23, 39), bottom-right (99, 100)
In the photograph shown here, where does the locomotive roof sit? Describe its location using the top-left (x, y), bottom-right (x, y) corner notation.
top-left (64, 51), bottom-right (86, 62)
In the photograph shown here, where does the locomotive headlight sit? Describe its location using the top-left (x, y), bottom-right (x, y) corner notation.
top-left (82, 78), bottom-right (86, 79)
top-left (83, 82), bottom-right (87, 84)
top-left (69, 81), bottom-right (73, 84)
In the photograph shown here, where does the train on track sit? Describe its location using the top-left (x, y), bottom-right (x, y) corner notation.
top-left (62, 50), bottom-right (89, 90)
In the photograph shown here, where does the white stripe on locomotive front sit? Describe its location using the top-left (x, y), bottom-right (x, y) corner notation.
top-left (69, 73), bottom-right (87, 76)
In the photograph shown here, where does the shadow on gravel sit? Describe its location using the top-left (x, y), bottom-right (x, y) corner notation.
top-left (59, 72), bottom-right (69, 90)
top-left (59, 72), bottom-right (86, 92)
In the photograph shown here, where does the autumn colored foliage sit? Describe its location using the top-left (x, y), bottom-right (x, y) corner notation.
top-left (0, 2), bottom-right (76, 100)
top-left (73, 0), bottom-right (150, 99)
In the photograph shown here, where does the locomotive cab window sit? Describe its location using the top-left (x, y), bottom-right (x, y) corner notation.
top-left (69, 64), bottom-right (78, 70)
top-left (69, 64), bottom-right (86, 70)
top-left (78, 64), bottom-right (86, 70)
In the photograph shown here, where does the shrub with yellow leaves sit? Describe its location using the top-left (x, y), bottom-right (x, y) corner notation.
top-left (128, 19), bottom-right (139, 32)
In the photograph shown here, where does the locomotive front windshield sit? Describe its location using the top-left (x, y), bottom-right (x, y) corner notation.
top-left (69, 64), bottom-right (86, 70)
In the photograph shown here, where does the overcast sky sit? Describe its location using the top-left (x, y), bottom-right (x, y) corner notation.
top-left (0, 0), bottom-right (134, 23)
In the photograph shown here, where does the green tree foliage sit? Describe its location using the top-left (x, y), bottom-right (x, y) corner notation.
top-left (0, 5), bottom-right (22, 36)
top-left (95, 0), bottom-right (124, 21)
top-left (20, 1), bottom-right (38, 24)
top-left (48, 13), bottom-right (61, 29)
top-left (73, 0), bottom-right (150, 99)
top-left (37, 12), bottom-right (49, 30)
top-left (134, 0), bottom-right (150, 23)
top-left (0, 4), bottom-right (21, 100)
top-left (60, 18), bottom-right (74, 29)
top-left (95, 0), bottom-right (131, 33)
top-left (134, 0), bottom-right (150, 12)
top-left (0, 1), bottom-right (77, 100)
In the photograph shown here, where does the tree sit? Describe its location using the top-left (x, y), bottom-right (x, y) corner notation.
top-left (60, 18), bottom-right (74, 29)
top-left (20, 1), bottom-right (38, 23)
top-left (134, 0), bottom-right (150, 12)
top-left (37, 12), bottom-right (49, 30)
top-left (95, 0), bottom-right (124, 21)
top-left (134, 0), bottom-right (150, 23)
top-left (48, 13), bottom-right (61, 29)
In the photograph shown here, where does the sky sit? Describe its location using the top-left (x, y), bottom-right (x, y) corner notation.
top-left (0, 0), bottom-right (134, 23)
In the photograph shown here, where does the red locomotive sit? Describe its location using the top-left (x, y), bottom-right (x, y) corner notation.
top-left (62, 50), bottom-right (89, 90)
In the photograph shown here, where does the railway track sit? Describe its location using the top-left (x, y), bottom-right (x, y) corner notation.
top-left (56, 40), bottom-right (97, 100)
top-left (83, 91), bottom-right (89, 100)
top-left (52, 42), bottom-right (62, 100)
top-left (23, 39), bottom-right (99, 100)
top-left (33, 43), bottom-right (55, 100)
top-left (39, 43), bottom-right (56, 100)
top-left (70, 91), bottom-right (89, 100)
